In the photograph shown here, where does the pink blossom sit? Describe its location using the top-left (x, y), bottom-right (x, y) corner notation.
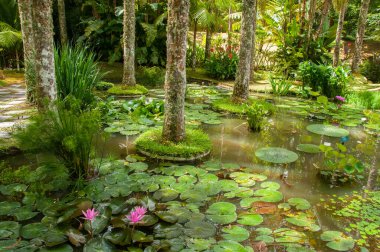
top-left (126, 206), bottom-right (147, 223)
top-left (82, 208), bottom-right (99, 221)
top-left (335, 96), bottom-right (345, 102)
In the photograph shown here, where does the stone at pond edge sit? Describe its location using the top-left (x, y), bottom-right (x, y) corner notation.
top-left (255, 147), bottom-right (299, 164)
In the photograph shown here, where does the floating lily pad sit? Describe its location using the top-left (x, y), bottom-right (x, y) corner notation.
top-left (260, 181), bottom-right (281, 191)
top-left (0, 221), bottom-right (20, 239)
top-left (306, 124), bottom-right (349, 138)
top-left (40, 244), bottom-right (73, 252)
top-left (285, 213), bottom-right (320, 231)
top-left (127, 162), bottom-right (148, 172)
top-left (184, 220), bottom-right (216, 238)
top-left (288, 198), bottom-right (311, 210)
top-left (206, 202), bottom-right (237, 224)
top-left (83, 238), bottom-right (115, 252)
top-left (237, 213), bottom-right (263, 226)
top-left (221, 226), bottom-right (250, 242)
top-left (13, 206), bottom-right (39, 221)
top-left (320, 231), bottom-right (355, 251)
top-left (274, 228), bottom-right (307, 243)
top-left (296, 144), bottom-right (321, 154)
top-left (153, 188), bottom-right (179, 202)
top-left (254, 189), bottom-right (283, 203)
top-left (255, 147), bottom-right (299, 164)
top-left (213, 240), bottom-right (252, 252)
top-left (21, 222), bottom-right (49, 239)
top-left (0, 201), bottom-right (21, 215)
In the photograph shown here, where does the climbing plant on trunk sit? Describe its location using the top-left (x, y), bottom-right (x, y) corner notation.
top-left (162, 0), bottom-right (190, 143)
top-left (122, 0), bottom-right (136, 86)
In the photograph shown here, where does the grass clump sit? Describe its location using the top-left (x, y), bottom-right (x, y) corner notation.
top-left (347, 91), bottom-right (380, 110)
top-left (107, 84), bottom-right (148, 96)
top-left (95, 81), bottom-right (114, 91)
top-left (135, 127), bottom-right (211, 159)
top-left (212, 98), bottom-right (275, 115)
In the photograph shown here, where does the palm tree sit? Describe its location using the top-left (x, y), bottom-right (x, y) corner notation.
top-left (332, 0), bottom-right (348, 67)
top-left (162, 0), bottom-right (190, 143)
top-left (232, 0), bottom-right (256, 102)
top-left (0, 22), bottom-right (22, 78)
top-left (351, 0), bottom-right (371, 73)
top-left (57, 0), bottom-right (68, 45)
top-left (122, 0), bottom-right (136, 86)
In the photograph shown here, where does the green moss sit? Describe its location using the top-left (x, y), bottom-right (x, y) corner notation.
top-left (107, 84), bottom-right (148, 96)
top-left (95, 81), bottom-right (114, 91)
top-left (135, 127), bottom-right (212, 159)
top-left (212, 98), bottom-right (275, 115)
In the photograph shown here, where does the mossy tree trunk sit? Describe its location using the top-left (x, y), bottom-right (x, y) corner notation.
top-left (250, 0), bottom-right (258, 78)
top-left (315, 0), bottom-right (331, 39)
top-left (122, 0), bottom-right (136, 86)
top-left (232, 0), bottom-right (255, 102)
top-left (205, 28), bottom-right (212, 60)
top-left (162, 0), bottom-right (190, 143)
top-left (333, 0), bottom-right (348, 67)
top-left (351, 0), bottom-right (371, 73)
top-left (57, 0), bottom-right (68, 45)
top-left (18, 0), bottom-right (36, 102)
top-left (32, 0), bottom-right (57, 109)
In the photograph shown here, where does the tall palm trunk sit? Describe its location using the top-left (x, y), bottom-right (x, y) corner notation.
top-left (122, 0), bottom-right (136, 86)
top-left (232, 0), bottom-right (256, 102)
top-left (18, 0), bottom-right (36, 102)
top-left (307, 0), bottom-right (317, 43)
top-left (333, 0), bottom-right (348, 67)
top-left (315, 0), bottom-right (331, 39)
top-left (192, 21), bottom-right (197, 71)
top-left (205, 28), bottom-right (212, 60)
top-left (32, 0), bottom-right (57, 109)
top-left (57, 0), bottom-right (68, 45)
top-left (351, 0), bottom-right (371, 73)
top-left (162, 0), bottom-right (190, 143)
top-left (250, 0), bottom-right (258, 77)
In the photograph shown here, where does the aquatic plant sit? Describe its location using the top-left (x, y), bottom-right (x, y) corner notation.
top-left (269, 76), bottom-right (293, 96)
top-left (82, 208), bottom-right (99, 221)
top-left (126, 206), bottom-right (147, 223)
top-left (246, 102), bottom-right (267, 131)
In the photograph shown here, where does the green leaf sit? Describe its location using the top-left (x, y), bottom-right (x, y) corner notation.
top-left (221, 226), bottom-right (250, 242)
top-left (237, 214), bottom-right (263, 226)
top-left (255, 147), bottom-right (299, 164)
top-left (206, 202), bottom-right (237, 224)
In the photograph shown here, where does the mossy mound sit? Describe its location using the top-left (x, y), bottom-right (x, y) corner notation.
top-left (212, 98), bottom-right (275, 115)
top-left (135, 127), bottom-right (212, 161)
top-left (107, 84), bottom-right (148, 96)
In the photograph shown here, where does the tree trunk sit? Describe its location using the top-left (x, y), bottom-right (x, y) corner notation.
top-left (232, 0), bottom-right (255, 102)
top-left (333, 0), bottom-right (348, 67)
top-left (15, 49), bottom-right (20, 71)
top-left (18, 0), bottom-right (36, 102)
top-left (57, 0), bottom-right (68, 45)
top-left (315, 0), bottom-right (331, 39)
top-left (300, 0), bottom-right (307, 34)
top-left (192, 21), bottom-right (197, 71)
top-left (250, 0), bottom-right (258, 77)
top-left (162, 0), bottom-right (190, 143)
top-left (205, 28), bottom-right (212, 60)
top-left (0, 70), bottom-right (4, 80)
top-left (32, 0), bottom-right (57, 109)
top-left (366, 138), bottom-right (379, 191)
top-left (351, 0), bottom-right (371, 73)
top-left (307, 0), bottom-right (317, 43)
top-left (122, 0), bottom-right (136, 86)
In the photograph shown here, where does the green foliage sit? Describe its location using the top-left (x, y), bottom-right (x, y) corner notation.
top-left (135, 128), bottom-right (211, 159)
top-left (246, 102), bottom-right (267, 131)
top-left (123, 96), bottom-right (164, 119)
top-left (269, 77), bottom-right (293, 96)
top-left (187, 45), bottom-right (205, 68)
top-left (347, 91), bottom-right (380, 110)
top-left (135, 66), bottom-right (165, 86)
top-left (107, 84), bottom-right (148, 96)
top-left (212, 98), bottom-right (248, 114)
top-left (360, 55), bottom-right (380, 83)
top-left (15, 100), bottom-right (103, 182)
top-left (299, 61), bottom-right (351, 98)
top-left (205, 46), bottom-right (238, 80)
top-left (95, 81), bottom-right (114, 91)
top-left (55, 45), bottom-right (105, 108)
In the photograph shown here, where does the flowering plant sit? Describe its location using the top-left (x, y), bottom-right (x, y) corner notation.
top-left (205, 45), bottom-right (239, 80)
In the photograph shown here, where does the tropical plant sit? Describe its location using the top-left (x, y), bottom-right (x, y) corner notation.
top-left (135, 66), bottom-right (165, 87)
top-left (347, 91), bottom-right (380, 110)
top-left (360, 54), bottom-right (380, 83)
top-left (54, 45), bottom-right (105, 108)
top-left (269, 77), bottom-right (293, 96)
top-left (246, 102), bottom-right (267, 132)
top-left (205, 46), bottom-right (239, 80)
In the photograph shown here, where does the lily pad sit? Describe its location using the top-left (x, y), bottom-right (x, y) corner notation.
top-left (184, 220), bottom-right (216, 238)
top-left (288, 198), bottom-right (311, 210)
top-left (255, 147), bottom-right (299, 164)
top-left (0, 201), bottom-right (21, 215)
top-left (306, 124), bottom-right (349, 138)
top-left (285, 213), bottom-right (320, 231)
top-left (206, 202), bottom-right (237, 224)
top-left (153, 188), bottom-right (179, 202)
top-left (21, 222), bottom-right (49, 239)
top-left (83, 238), bottom-right (115, 252)
top-left (296, 144), bottom-right (321, 154)
top-left (40, 244), bottom-right (73, 252)
top-left (213, 240), bottom-right (252, 252)
top-left (253, 189), bottom-right (283, 203)
top-left (0, 221), bottom-right (20, 239)
top-left (221, 226), bottom-right (250, 242)
top-left (320, 231), bottom-right (355, 251)
top-left (237, 213), bottom-right (263, 226)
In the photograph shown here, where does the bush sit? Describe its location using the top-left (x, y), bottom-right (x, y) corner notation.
top-left (136, 66), bottom-right (165, 86)
top-left (360, 55), bottom-right (380, 83)
top-left (205, 46), bottom-right (239, 80)
top-left (298, 61), bottom-right (350, 98)
top-left (246, 103), bottom-right (267, 132)
top-left (95, 81), bottom-right (114, 91)
top-left (55, 45), bottom-right (105, 108)
top-left (107, 84), bottom-right (148, 96)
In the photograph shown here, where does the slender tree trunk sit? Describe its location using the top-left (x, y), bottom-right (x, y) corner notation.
top-left (162, 0), bottom-right (190, 143)
top-left (15, 49), bottom-right (20, 71)
top-left (0, 70), bottom-right (4, 80)
top-left (32, 0), bottom-right (57, 109)
top-left (351, 0), bottom-right (371, 73)
top-left (57, 0), bottom-right (68, 45)
top-left (250, 0), bottom-right (258, 77)
top-left (18, 0), bottom-right (36, 102)
top-left (205, 28), bottom-right (212, 60)
top-left (307, 0), bottom-right (317, 43)
top-left (192, 21), bottom-right (197, 71)
top-left (122, 0), bottom-right (136, 86)
top-left (315, 0), bottom-right (331, 39)
top-left (366, 138), bottom-right (379, 190)
top-left (228, 6), bottom-right (232, 45)
top-left (232, 0), bottom-right (255, 102)
top-left (333, 0), bottom-right (348, 67)
top-left (300, 0), bottom-right (307, 34)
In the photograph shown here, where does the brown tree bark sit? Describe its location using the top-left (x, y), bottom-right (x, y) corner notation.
top-left (315, 0), bottom-right (331, 39)
top-left (192, 21), bottom-right (197, 71)
top-left (57, 0), bottom-right (68, 45)
top-left (250, 0), bottom-right (258, 77)
top-left (307, 0), bottom-right (317, 43)
top-left (232, 0), bottom-right (256, 102)
top-left (333, 0), bottom-right (348, 67)
top-left (32, 0), bottom-right (57, 109)
top-left (366, 138), bottom-right (379, 190)
top-left (122, 0), bottom-right (136, 86)
top-left (0, 70), bottom-right (4, 80)
top-left (351, 0), bottom-right (371, 73)
top-left (205, 28), bottom-right (212, 60)
top-left (300, 0), bottom-right (307, 34)
top-left (18, 0), bottom-right (36, 102)
top-left (162, 0), bottom-right (190, 143)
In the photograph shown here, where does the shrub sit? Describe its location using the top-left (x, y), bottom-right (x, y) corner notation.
top-left (269, 77), bottom-right (293, 96)
top-left (95, 81), bottom-right (114, 91)
top-left (298, 61), bottom-right (350, 98)
top-left (187, 45), bottom-right (205, 67)
top-left (205, 46), bottom-right (239, 80)
top-left (55, 45), bottom-right (105, 108)
top-left (246, 103), bottom-right (267, 132)
top-left (107, 84), bottom-right (148, 96)
top-left (136, 66), bottom-right (165, 86)
top-left (360, 54), bottom-right (380, 83)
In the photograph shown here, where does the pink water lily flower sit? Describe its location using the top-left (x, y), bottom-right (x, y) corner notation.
top-left (335, 96), bottom-right (345, 102)
top-left (126, 206), bottom-right (147, 223)
top-left (82, 208), bottom-right (99, 222)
